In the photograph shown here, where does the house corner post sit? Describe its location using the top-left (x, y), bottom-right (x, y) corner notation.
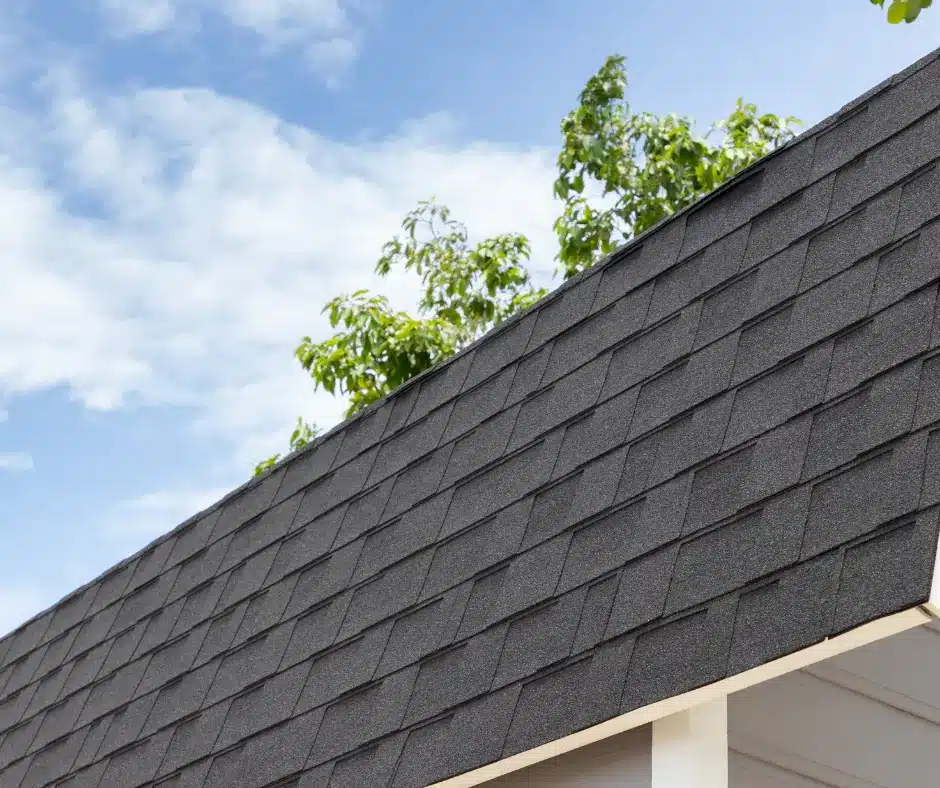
top-left (651, 696), bottom-right (728, 788)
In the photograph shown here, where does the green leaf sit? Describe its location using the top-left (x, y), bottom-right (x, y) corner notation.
top-left (887, 1), bottom-right (909, 22)
top-left (252, 454), bottom-right (280, 476)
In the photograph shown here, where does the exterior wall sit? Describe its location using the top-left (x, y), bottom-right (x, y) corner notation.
top-left (728, 620), bottom-right (940, 787)
top-left (485, 725), bottom-right (651, 787)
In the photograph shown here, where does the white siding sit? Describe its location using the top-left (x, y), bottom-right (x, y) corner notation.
top-left (729, 620), bottom-right (940, 788)
top-left (485, 725), bottom-right (651, 787)
top-left (729, 753), bottom-right (830, 787)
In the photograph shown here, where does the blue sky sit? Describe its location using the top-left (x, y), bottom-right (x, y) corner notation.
top-left (0, 0), bottom-right (938, 636)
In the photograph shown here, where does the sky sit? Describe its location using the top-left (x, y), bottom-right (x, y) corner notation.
top-left (0, 0), bottom-right (938, 638)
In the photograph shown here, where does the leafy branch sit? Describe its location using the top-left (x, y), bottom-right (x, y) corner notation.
top-left (254, 54), bottom-right (801, 475)
top-left (871, 0), bottom-right (932, 23)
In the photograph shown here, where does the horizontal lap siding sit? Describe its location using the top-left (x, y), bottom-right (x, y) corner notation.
top-left (729, 621), bottom-right (940, 787)
top-left (484, 725), bottom-right (651, 787)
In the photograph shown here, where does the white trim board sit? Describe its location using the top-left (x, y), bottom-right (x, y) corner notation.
top-left (429, 607), bottom-right (934, 788)
top-left (652, 696), bottom-right (728, 788)
top-left (928, 530), bottom-right (940, 618)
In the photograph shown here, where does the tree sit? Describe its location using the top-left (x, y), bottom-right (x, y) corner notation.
top-left (254, 55), bottom-right (800, 475)
top-left (553, 55), bottom-right (798, 278)
top-left (872, 0), bottom-right (932, 23)
top-left (252, 200), bottom-right (546, 475)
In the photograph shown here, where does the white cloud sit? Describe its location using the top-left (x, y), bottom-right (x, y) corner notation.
top-left (99, 0), bottom-right (366, 83)
top-left (0, 585), bottom-right (50, 638)
top-left (99, 0), bottom-right (176, 34)
top-left (0, 64), bottom-right (560, 485)
top-left (219, 0), bottom-right (350, 38)
top-left (103, 486), bottom-right (233, 546)
top-left (0, 451), bottom-right (32, 472)
top-left (306, 34), bottom-right (360, 87)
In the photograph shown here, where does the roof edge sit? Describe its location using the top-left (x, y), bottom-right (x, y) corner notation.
top-left (429, 607), bottom-right (934, 788)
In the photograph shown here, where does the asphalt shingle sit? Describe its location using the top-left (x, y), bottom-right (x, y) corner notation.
top-left (407, 351), bottom-right (475, 428)
top-left (462, 311), bottom-right (537, 391)
top-left (502, 656), bottom-right (594, 758)
top-left (544, 282), bottom-right (652, 384)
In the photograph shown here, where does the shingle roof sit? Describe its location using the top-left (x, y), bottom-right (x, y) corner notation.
top-left (3, 46), bottom-right (940, 788)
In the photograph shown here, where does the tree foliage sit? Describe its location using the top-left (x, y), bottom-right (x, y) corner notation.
top-left (253, 418), bottom-right (319, 476)
top-left (254, 55), bottom-right (801, 475)
top-left (871, 0), bottom-right (932, 23)
top-left (553, 56), bottom-right (798, 278)
top-left (295, 200), bottom-right (547, 418)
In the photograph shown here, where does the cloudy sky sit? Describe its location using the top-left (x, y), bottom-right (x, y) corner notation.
top-left (0, 0), bottom-right (937, 637)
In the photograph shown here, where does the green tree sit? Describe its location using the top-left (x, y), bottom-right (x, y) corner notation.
top-left (254, 55), bottom-right (800, 475)
top-left (872, 0), bottom-right (932, 23)
top-left (252, 201), bottom-right (545, 476)
top-left (553, 56), bottom-right (798, 278)
top-left (297, 200), bottom-right (546, 417)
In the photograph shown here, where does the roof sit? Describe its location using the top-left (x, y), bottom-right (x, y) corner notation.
top-left (3, 45), bottom-right (940, 788)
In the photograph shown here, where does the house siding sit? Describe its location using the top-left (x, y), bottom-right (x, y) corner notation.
top-left (484, 725), bottom-right (651, 787)
top-left (729, 620), bottom-right (940, 787)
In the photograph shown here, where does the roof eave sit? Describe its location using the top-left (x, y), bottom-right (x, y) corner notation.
top-left (429, 606), bottom-right (935, 788)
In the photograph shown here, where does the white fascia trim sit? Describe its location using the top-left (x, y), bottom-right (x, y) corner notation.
top-left (652, 695), bottom-right (727, 788)
top-left (928, 530), bottom-right (940, 617)
top-left (429, 606), bottom-right (933, 788)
